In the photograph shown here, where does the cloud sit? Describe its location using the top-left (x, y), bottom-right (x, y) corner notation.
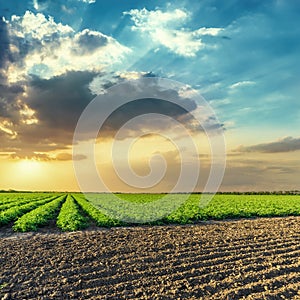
top-left (167, 4), bottom-right (300, 134)
top-left (6, 11), bottom-right (130, 82)
top-left (86, 79), bottom-right (224, 141)
top-left (0, 70), bottom-right (96, 158)
top-left (0, 18), bottom-right (11, 71)
top-left (100, 97), bottom-right (197, 139)
top-left (79, 0), bottom-right (96, 3)
top-left (0, 70), bottom-right (223, 159)
top-left (220, 156), bottom-right (300, 191)
top-left (9, 152), bottom-right (86, 161)
top-left (32, 0), bottom-right (49, 11)
top-left (72, 29), bottom-right (108, 55)
top-left (56, 153), bottom-right (86, 161)
top-left (26, 71), bottom-right (96, 131)
top-left (234, 137), bottom-right (300, 153)
top-left (0, 11), bottom-right (132, 160)
top-left (229, 81), bottom-right (256, 89)
top-left (0, 119), bottom-right (17, 138)
top-left (125, 8), bottom-right (223, 57)
top-left (0, 83), bottom-right (24, 120)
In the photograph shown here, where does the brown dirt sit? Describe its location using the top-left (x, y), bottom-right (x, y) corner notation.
top-left (1, 217), bottom-right (300, 299)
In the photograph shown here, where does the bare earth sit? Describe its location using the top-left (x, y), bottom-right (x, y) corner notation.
top-left (1, 217), bottom-right (300, 299)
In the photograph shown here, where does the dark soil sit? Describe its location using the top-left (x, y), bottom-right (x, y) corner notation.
top-left (1, 216), bottom-right (300, 299)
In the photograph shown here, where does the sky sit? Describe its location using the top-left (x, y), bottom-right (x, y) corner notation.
top-left (0, 0), bottom-right (299, 192)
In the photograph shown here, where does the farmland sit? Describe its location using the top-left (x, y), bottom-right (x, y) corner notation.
top-left (1, 193), bottom-right (300, 299)
top-left (1, 193), bottom-right (300, 232)
top-left (1, 216), bottom-right (300, 299)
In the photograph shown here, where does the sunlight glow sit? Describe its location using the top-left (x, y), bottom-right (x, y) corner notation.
top-left (17, 159), bottom-right (41, 175)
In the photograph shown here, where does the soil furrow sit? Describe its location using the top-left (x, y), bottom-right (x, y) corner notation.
top-left (2, 216), bottom-right (300, 299)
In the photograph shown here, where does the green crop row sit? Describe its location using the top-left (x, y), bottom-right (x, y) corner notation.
top-left (165, 194), bottom-right (300, 224)
top-left (86, 194), bottom-right (300, 225)
top-left (13, 195), bottom-right (67, 232)
top-left (56, 195), bottom-right (88, 231)
top-left (1, 193), bottom-right (300, 232)
top-left (73, 195), bottom-right (120, 227)
top-left (0, 193), bottom-right (46, 205)
top-left (0, 195), bottom-right (59, 226)
top-left (0, 195), bottom-right (51, 211)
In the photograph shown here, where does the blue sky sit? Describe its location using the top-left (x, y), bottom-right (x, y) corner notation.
top-left (0, 0), bottom-right (300, 191)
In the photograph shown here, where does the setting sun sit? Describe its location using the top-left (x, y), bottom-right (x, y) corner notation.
top-left (17, 159), bottom-right (41, 174)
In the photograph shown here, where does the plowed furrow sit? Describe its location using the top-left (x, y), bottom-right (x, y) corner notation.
top-left (217, 269), bottom-right (300, 299)
top-left (32, 250), bottom-right (300, 297)
top-left (2, 216), bottom-right (300, 300)
top-left (16, 238), bottom-right (299, 285)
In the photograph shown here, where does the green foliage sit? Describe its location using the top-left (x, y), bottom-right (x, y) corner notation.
top-left (86, 194), bottom-right (300, 225)
top-left (13, 195), bottom-right (66, 232)
top-left (0, 195), bottom-right (58, 226)
top-left (73, 195), bottom-right (120, 227)
top-left (0, 193), bottom-right (48, 206)
top-left (56, 195), bottom-right (88, 231)
top-left (1, 193), bottom-right (300, 231)
top-left (165, 194), bottom-right (300, 223)
top-left (0, 194), bottom-right (51, 211)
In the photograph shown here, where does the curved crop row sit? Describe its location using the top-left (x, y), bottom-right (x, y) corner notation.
top-left (56, 195), bottom-right (88, 231)
top-left (0, 195), bottom-right (50, 211)
top-left (0, 195), bottom-right (59, 226)
top-left (73, 195), bottom-right (120, 227)
top-left (13, 195), bottom-right (67, 232)
top-left (0, 194), bottom-right (45, 205)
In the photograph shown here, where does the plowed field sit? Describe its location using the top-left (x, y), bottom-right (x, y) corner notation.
top-left (1, 216), bottom-right (300, 299)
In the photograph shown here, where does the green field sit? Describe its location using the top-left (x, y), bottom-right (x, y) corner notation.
top-left (0, 193), bottom-right (300, 232)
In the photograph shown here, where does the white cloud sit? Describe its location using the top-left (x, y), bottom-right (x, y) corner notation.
top-left (229, 81), bottom-right (256, 89)
top-left (32, 0), bottom-right (49, 11)
top-left (194, 27), bottom-right (223, 36)
top-left (79, 0), bottom-right (96, 3)
top-left (11, 11), bottom-right (73, 40)
top-left (118, 71), bottom-right (147, 80)
top-left (0, 119), bottom-right (17, 139)
top-left (7, 11), bottom-right (130, 82)
top-left (33, 0), bottom-right (39, 10)
top-left (125, 8), bottom-right (223, 57)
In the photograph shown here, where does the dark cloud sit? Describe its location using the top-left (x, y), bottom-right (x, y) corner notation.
top-left (0, 18), bottom-right (12, 82)
top-left (0, 19), bottom-right (10, 64)
top-left (74, 77), bottom-right (225, 144)
top-left (0, 84), bottom-right (24, 120)
top-left (73, 29), bottom-right (108, 55)
top-left (0, 71), bottom-right (97, 158)
top-left (234, 137), bottom-right (300, 153)
top-left (1, 70), bottom-right (223, 159)
top-left (101, 97), bottom-right (197, 137)
top-left (27, 70), bottom-right (96, 131)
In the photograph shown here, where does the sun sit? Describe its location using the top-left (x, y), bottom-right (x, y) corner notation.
top-left (17, 159), bottom-right (41, 175)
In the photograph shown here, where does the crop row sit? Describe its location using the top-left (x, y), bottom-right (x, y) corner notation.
top-left (13, 195), bottom-right (67, 232)
top-left (56, 195), bottom-right (88, 231)
top-left (0, 193), bottom-right (49, 205)
top-left (0, 194), bottom-right (51, 211)
top-left (1, 193), bottom-right (300, 231)
top-left (0, 194), bottom-right (120, 232)
top-left (0, 195), bottom-right (60, 226)
top-left (74, 195), bottom-right (120, 227)
top-left (87, 194), bottom-right (300, 224)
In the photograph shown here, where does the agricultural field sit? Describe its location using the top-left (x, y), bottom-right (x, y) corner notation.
top-left (1, 216), bottom-right (300, 299)
top-left (2, 193), bottom-right (300, 299)
top-left (1, 193), bottom-right (300, 232)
